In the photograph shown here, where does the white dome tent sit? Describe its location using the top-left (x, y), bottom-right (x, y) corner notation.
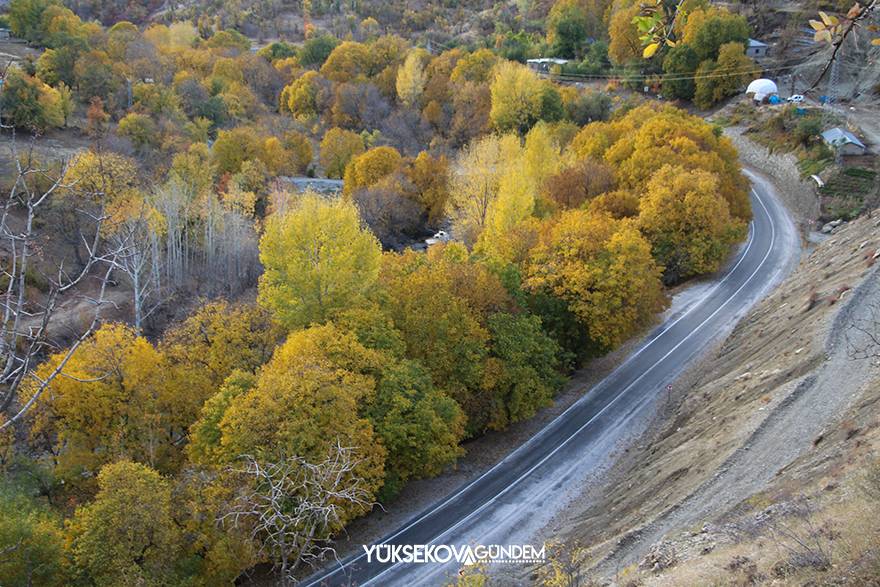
top-left (746, 79), bottom-right (779, 102)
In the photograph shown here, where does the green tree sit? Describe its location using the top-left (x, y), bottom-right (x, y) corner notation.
top-left (320, 127), bottom-right (365, 179)
top-left (693, 42), bottom-right (756, 109)
top-left (187, 370), bottom-right (257, 467)
top-left (547, 1), bottom-right (588, 58)
top-left (298, 34), bottom-right (340, 67)
top-left (484, 313), bottom-right (563, 429)
top-left (369, 359), bottom-right (465, 498)
top-left (258, 193), bottom-right (382, 329)
top-left (0, 489), bottom-right (66, 587)
top-left (7, 0), bottom-right (60, 43)
top-left (662, 44), bottom-right (700, 100)
top-left (68, 461), bottom-right (182, 587)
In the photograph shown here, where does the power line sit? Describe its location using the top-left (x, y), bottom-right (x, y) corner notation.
top-left (544, 60), bottom-right (811, 84)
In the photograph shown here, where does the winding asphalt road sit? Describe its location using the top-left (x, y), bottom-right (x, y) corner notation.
top-left (304, 170), bottom-right (799, 587)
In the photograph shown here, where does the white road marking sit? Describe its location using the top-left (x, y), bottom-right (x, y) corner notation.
top-left (307, 185), bottom-right (778, 587)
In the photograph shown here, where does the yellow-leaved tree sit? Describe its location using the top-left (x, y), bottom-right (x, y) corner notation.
top-left (396, 49), bottom-right (428, 108)
top-left (215, 326), bottom-right (387, 519)
top-left (489, 61), bottom-right (559, 134)
top-left (526, 211), bottom-right (667, 351)
top-left (258, 192), bottom-right (382, 329)
top-left (319, 127), bottom-right (365, 179)
top-left (638, 165), bottom-right (745, 282)
top-left (449, 133), bottom-right (522, 247)
top-left (26, 324), bottom-right (182, 485)
top-left (342, 146), bottom-right (403, 196)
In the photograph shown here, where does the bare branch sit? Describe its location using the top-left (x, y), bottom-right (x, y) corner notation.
top-left (221, 441), bottom-right (374, 586)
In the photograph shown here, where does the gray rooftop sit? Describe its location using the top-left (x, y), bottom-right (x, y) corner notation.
top-left (821, 127), bottom-right (867, 149)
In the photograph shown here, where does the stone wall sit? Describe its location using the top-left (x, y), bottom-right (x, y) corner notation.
top-left (725, 126), bottom-right (820, 228)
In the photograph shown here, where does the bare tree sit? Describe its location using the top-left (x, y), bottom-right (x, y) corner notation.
top-left (109, 201), bottom-right (164, 332)
top-left (0, 130), bottom-right (124, 430)
top-left (222, 442), bottom-right (374, 586)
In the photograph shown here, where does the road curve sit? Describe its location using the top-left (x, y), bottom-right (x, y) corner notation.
top-left (304, 171), bottom-right (799, 587)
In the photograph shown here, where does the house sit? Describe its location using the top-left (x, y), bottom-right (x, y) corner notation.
top-left (746, 38), bottom-right (770, 58)
top-left (526, 58), bottom-right (569, 73)
top-left (821, 127), bottom-right (868, 156)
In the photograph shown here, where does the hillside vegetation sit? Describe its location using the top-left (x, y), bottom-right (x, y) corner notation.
top-left (5, 0), bottom-right (877, 584)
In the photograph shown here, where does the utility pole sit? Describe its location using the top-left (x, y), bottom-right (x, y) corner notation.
top-left (828, 50), bottom-right (841, 104)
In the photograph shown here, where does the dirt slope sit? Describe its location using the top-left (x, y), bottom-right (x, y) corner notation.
top-left (543, 210), bottom-right (880, 585)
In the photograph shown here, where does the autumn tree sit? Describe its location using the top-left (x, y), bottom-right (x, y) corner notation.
top-left (211, 127), bottom-right (264, 175)
top-left (543, 158), bottom-right (616, 210)
top-left (68, 461), bottom-right (182, 586)
top-left (279, 70), bottom-right (331, 120)
top-left (608, 4), bottom-right (643, 65)
top-left (319, 41), bottom-right (371, 82)
top-left (580, 104), bottom-right (751, 221)
top-left (161, 301), bottom-right (281, 425)
top-left (682, 6), bottom-right (749, 61)
top-left (489, 61), bottom-right (562, 134)
top-left (0, 67), bottom-right (64, 132)
top-left (343, 145), bottom-right (402, 196)
top-left (396, 49), bottom-right (427, 107)
top-left (450, 48), bottom-right (498, 85)
top-left (319, 127), bottom-right (365, 178)
top-left (378, 246), bottom-right (516, 435)
top-left (526, 211), bottom-right (667, 351)
top-left (638, 165), bottom-right (744, 282)
top-left (26, 324), bottom-right (181, 482)
top-left (402, 151), bottom-right (450, 225)
top-left (215, 329), bottom-right (387, 504)
top-left (588, 189), bottom-right (640, 218)
top-left (229, 321), bottom-right (464, 497)
top-left (693, 42), bottom-right (757, 109)
top-left (258, 193), bottom-right (382, 329)
top-left (449, 133), bottom-right (521, 246)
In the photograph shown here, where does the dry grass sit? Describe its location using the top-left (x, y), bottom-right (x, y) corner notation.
top-left (546, 211), bottom-right (880, 585)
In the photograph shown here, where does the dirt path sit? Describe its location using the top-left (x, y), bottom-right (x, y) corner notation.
top-left (595, 265), bottom-right (880, 575)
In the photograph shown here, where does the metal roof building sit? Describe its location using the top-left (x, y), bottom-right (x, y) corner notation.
top-left (821, 127), bottom-right (867, 155)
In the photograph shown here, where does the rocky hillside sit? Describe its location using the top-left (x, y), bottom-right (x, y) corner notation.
top-left (541, 209), bottom-right (880, 585)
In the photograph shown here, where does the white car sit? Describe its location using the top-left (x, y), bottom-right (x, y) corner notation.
top-left (787, 94), bottom-right (805, 103)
